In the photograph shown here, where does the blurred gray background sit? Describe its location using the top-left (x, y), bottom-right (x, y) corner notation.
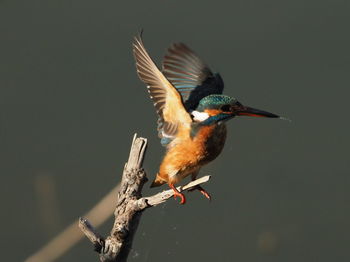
top-left (1, 0), bottom-right (349, 261)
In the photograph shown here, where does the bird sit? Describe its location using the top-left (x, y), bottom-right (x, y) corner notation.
top-left (132, 33), bottom-right (281, 204)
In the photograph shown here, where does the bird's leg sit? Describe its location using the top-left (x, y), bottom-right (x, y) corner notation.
top-left (168, 183), bottom-right (186, 205)
top-left (189, 173), bottom-right (211, 201)
top-left (196, 185), bottom-right (211, 200)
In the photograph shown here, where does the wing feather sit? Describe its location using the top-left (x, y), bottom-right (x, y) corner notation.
top-left (162, 43), bottom-right (224, 111)
top-left (133, 35), bottom-right (192, 144)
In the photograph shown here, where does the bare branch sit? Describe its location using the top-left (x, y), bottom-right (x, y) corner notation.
top-left (79, 134), bottom-right (211, 262)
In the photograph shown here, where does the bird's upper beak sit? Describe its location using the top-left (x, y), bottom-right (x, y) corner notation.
top-left (236, 105), bottom-right (280, 118)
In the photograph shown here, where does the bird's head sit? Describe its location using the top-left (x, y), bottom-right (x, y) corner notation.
top-left (191, 95), bottom-right (280, 125)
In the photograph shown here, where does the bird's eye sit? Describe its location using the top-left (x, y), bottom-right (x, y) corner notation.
top-left (220, 105), bottom-right (231, 112)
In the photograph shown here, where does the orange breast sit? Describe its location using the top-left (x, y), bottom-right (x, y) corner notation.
top-left (158, 123), bottom-right (227, 184)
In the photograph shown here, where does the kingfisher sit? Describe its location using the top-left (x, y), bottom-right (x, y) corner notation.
top-left (132, 33), bottom-right (281, 204)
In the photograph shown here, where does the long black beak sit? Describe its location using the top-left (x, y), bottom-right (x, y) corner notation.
top-left (236, 106), bottom-right (280, 118)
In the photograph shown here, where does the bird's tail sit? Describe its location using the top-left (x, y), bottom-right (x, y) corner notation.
top-left (150, 173), bottom-right (166, 188)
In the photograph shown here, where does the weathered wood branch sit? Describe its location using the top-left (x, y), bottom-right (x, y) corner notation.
top-left (79, 134), bottom-right (211, 261)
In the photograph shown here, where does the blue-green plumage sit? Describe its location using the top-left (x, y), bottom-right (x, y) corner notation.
top-left (195, 95), bottom-right (236, 111)
top-left (190, 95), bottom-right (238, 137)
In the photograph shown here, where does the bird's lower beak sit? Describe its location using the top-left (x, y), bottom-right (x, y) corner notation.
top-left (236, 106), bottom-right (280, 118)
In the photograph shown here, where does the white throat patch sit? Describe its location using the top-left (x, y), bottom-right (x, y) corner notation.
top-left (191, 110), bottom-right (210, 122)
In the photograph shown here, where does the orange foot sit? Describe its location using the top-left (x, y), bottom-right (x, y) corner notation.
top-left (189, 185), bottom-right (211, 201)
top-left (169, 183), bottom-right (186, 204)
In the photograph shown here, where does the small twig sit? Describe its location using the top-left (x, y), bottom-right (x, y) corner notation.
top-left (78, 218), bottom-right (104, 253)
top-left (25, 184), bottom-right (120, 262)
top-left (140, 175), bottom-right (211, 207)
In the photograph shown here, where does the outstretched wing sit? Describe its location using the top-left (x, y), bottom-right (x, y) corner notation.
top-left (162, 43), bottom-right (224, 112)
top-left (133, 35), bottom-right (192, 146)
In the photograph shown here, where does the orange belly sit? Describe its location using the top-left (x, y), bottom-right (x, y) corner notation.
top-left (157, 123), bottom-right (227, 184)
